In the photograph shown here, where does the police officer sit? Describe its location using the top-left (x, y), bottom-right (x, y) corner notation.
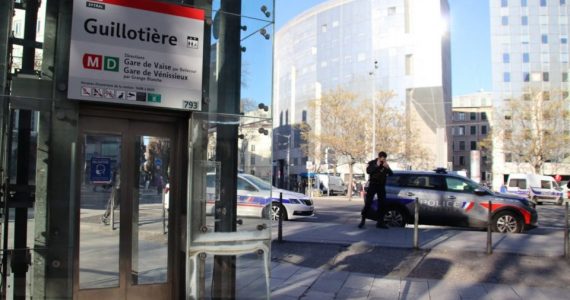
top-left (359, 151), bottom-right (393, 229)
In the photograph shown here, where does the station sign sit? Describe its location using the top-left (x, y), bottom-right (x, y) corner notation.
top-left (68, 0), bottom-right (204, 111)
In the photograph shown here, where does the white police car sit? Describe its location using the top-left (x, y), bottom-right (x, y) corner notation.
top-left (164, 173), bottom-right (314, 221)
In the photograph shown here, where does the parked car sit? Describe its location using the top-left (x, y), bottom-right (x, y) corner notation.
top-left (363, 169), bottom-right (538, 233)
top-left (164, 173), bottom-right (314, 221)
top-left (315, 174), bottom-right (347, 195)
top-left (505, 174), bottom-right (564, 205)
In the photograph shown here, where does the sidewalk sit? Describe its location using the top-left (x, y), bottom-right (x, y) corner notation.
top-left (270, 219), bottom-right (570, 299)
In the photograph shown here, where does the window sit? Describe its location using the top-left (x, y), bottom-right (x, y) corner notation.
top-left (505, 153), bottom-right (513, 162)
top-left (562, 37), bottom-right (568, 44)
top-left (459, 141), bottom-right (466, 151)
top-left (482, 125), bottom-right (488, 135)
top-left (503, 53), bottom-right (510, 63)
top-left (521, 16), bottom-right (528, 26)
top-left (471, 141), bottom-right (477, 150)
top-left (562, 0), bottom-right (567, 5)
top-left (543, 72), bottom-right (549, 81)
top-left (238, 178), bottom-right (257, 191)
top-left (459, 156), bottom-right (465, 165)
top-left (502, 16), bottom-right (509, 26)
top-left (404, 175), bottom-right (443, 190)
top-left (541, 0), bottom-right (547, 6)
top-left (523, 72), bottom-right (530, 82)
top-left (481, 112), bottom-right (487, 120)
top-left (509, 178), bottom-right (526, 188)
top-left (405, 54), bottom-right (413, 75)
top-left (504, 72), bottom-right (511, 82)
top-left (445, 177), bottom-right (477, 193)
top-left (542, 34), bottom-right (548, 44)
top-left (388, 6), bottom-right (396, 15)
top-left (502, 0), bottom-right (508, 7)
top-left (458, 126), bottom-right (465, 136)
top-left (470, 126), bottom-right (476, 135)
top-left (251, 145), bottom-right (255, 152)
top-left (523, 53), bottom-right (529, 63)
top-left (470, 112), bottom-right (476, 120)
top-left (250, 156), bottom-right (256, 165)
top-left (563, 72), bottom-right (568, 82)
top-left (541, 180), bottom-right (551, 189)
top-left (457, 112), bottom-right (465, 120)
top-left (521, 0), bottom-right (527, 6)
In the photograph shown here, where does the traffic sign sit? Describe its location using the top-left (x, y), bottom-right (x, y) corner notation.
top-left (90, 157), bottom-right (112, 182)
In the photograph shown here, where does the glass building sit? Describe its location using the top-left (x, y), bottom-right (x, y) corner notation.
top-left (273, 0), bottom-right (452, 188)
top-left (490, 0), bottom-right (570, 188)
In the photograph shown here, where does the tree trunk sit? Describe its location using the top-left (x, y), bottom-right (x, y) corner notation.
top-left (347, 162), bottom-right (354, 201)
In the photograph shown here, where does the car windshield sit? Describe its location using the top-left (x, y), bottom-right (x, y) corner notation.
top-left (241, 174), bottom-right (272, 191)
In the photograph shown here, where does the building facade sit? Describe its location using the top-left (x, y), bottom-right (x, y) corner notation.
top-left (451, 92), bottom-right (493, 183)
top-left (490, 0), bottom-right (570, 188)
top-left (273, 0), bottom-right (452, 188)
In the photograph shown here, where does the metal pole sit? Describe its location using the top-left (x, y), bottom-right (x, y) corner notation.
top-left (111, 190), bottom-right (115, 231)
top-left (278, 192), bottom-right (283, 243)
top-left (287, 135), bottom-right (291, 191)
top-left (162, 192), bottom-right (167, 234)
top-left (487, 200), bottom-right (493, 255)
top-left (564, 202), bottom-right (570, 258)
top-left (413, 197), bottom-right (419, 250)
top-left (370, 61), bottom-right (378, 158)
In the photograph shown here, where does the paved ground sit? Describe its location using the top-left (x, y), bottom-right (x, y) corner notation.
top-left (269, 196), bottom-right (570, 299)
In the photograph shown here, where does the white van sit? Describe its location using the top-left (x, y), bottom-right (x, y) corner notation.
top-left (506, 174), bottom-right (563, 205)
top-left (315, 174), bottom-right (347, 195)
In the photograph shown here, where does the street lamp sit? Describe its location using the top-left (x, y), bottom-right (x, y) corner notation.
top-left (369, 61), bottom-right (378, 159)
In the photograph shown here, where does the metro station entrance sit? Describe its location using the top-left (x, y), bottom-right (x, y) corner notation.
top-left (73, 107), bottom-right (185, 300)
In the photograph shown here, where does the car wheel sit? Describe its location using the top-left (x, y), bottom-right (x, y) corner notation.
top-left (383, 207), bottom-right (406, 227)
top-left (492, 210), bottom-right (522, 233)
top-left (269, 203), bottom-right (287, 221)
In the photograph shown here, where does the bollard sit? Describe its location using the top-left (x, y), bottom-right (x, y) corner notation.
top-left (413, 197), bottom-right (419, 250)
top-left (278, 192), bottom-right (283, 243)
top-left (487, 200), bottom-right (493, 254)
top-left (564, 202), bottom-right (570, 258)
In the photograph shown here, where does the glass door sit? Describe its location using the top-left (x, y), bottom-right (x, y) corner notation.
top-left (75, 117), bottom-right (176, 300)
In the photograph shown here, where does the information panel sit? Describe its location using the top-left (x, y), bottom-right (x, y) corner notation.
top-left (68, 0), bottom-right (204, 110)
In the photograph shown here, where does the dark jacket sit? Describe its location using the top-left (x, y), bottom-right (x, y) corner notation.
top-left (366, 159), bottom-right (393, 186)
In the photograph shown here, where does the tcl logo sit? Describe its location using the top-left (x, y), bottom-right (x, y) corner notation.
top-left (82, 53), bottom-right (119, 72)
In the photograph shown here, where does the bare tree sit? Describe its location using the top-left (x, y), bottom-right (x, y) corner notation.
top-left (300, 87), bottom-right (368, 200)
top-left (492, 88), bottom-right (570, 174)
top-left (368, 91), bottom-right (431, 170)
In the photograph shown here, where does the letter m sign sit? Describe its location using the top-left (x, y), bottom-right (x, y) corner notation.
top-left (83, 53), bottom-right (102, 70)
top-left (82, 54), bottom-right (119, 72)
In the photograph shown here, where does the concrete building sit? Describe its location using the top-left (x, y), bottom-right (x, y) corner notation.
top-left (451, 92), bottom-right (493, 183)
top-left (490, 0), bottom-right (570, 188)
top-left (273, 0), bottom-right (452, 189)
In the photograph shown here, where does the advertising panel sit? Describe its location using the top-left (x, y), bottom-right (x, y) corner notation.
top-left (68, 0), bottom-right (204, 110)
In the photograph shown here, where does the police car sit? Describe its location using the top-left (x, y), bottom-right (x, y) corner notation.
top-left (164, 173), bottom-right (315, 221)
top-left (363, 169), bottom-right (538, 233)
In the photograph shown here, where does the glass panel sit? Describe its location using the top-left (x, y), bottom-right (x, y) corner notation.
top-left (79, 134), bottom-right (121, 289)
top-left (131, 136), bottom-right (170, 285)
top-left (191, 247), bottom-right (270, 299)
top-left (189, 113), bottom-right (278, 244)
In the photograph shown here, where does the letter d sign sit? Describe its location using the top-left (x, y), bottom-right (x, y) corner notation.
top-left (104, 57), bottom-right (119, 72)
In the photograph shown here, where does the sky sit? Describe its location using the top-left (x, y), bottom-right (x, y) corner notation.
top-left (273, 0), bottom-right (493, 97)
